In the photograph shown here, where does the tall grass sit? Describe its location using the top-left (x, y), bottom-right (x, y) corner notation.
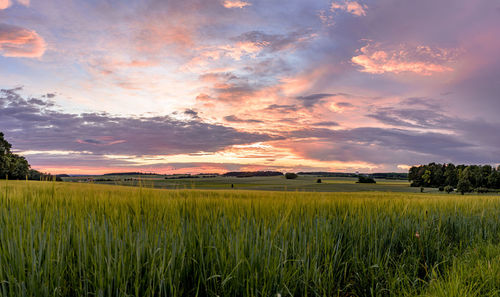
top-left (0, 181), bottom-right (500, 296)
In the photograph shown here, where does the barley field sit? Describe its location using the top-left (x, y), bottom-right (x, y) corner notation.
top-left (1, 180), bottom-right (500, 297)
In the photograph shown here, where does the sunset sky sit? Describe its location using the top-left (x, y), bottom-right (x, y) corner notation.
top-left (1, 0), bottom-right (500, 174)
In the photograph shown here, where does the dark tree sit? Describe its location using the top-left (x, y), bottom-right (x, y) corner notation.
top-left (457, 175), bottom-right (472, 195)
top-left (409, 163), bottom-right (500, 192)
top-left (0, 132), bottom-right (33, 180)
top-left (285, 173), bottom-right (298, 179)
top-left (357, 175), bottom-right (376, 183)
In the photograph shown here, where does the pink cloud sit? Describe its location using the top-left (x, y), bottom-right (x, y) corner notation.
top-left (0, 0), bottom-right (9, 9)
top-left (351, 42), bottom-right (459, 75)
top-left (330, 1), bottom-right (367, 16)
top-left (0, 0), bottom-right (29, 9)
top-left (0, 23), bottom-right (46, 58)
top-left (223, 0), bottom-right (251, 9)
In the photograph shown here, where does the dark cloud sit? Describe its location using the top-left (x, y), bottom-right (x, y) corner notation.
top-left (224, 115), bottom-right (263, 123)
top-left (286, 127), bottom-right (496, 165)
top-left (265, 104), bottom-right (298, 112)
top-left (367, 107), bottom-right (452, 129)
top-left (357, 102), bottom-right (500, 164)
top-left (183, 109), bottom-right (199, 118)
top-left (311, 121), bottom-right (339, 127)
top-left (295, 93), bottom-right (337, 107)
top-left (0, 89), bottom-right (274, 158)
top-left (335, 102), bottom-right (353, 108)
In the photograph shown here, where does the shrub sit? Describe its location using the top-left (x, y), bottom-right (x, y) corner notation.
top-left (285, 173), bottom-right (298, 179)
top-left (438, 186), bottom-right (444, 192)
top-left (316, 179), bottom-right (322, 183)
top-left (444, 185), bottom-right (454, 194)
top-left (357, 175), bottom-right (376, 183)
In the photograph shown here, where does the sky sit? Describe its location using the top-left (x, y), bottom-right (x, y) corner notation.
top-left (1, 0), bottom-right (500, 175)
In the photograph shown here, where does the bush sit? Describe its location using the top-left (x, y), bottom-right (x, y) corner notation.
top-left (285, 173), bottom-right (298, 179)
top-left (444, 185), bottom-right (454, 194)
top-left (357, 176), bottom-right (376, 183)
top-left (438, 186), bottom-right (444, 192)
top-left (316, 179), bottom-right (322, 183)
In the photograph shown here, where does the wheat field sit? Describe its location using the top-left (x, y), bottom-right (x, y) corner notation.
top-left (0, 180), bottom-right (499, 296)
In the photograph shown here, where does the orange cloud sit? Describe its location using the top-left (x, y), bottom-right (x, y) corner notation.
top-left (0, 0), bottom-right (9, 9)
top-left (351, 42), bottom-right (458, 75)
top-left (0, 23), bottom-right (46, 58)
top-left (331, 1), bottom-right (367, 16)
top-left (223, 0), bottom-right (251, 8)
top-left (0, 0), bottom-right (29, 9)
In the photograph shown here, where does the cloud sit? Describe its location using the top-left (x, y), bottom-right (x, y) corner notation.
top-left (197, 72), bottom-right (266, 104)
top-left (286, 127), bottom-right (485, 165)
top-left (222, 0), bottom-right (251, 9)
top-left (351, 42), bottom-right (458, 75)
top-left (0, 0), bottom-right (9, 9)
top-left (367, 107), bottom-right (452, 129)
top-left (296, 93), bottom-right (337, 107)
top-left (311, 121), bottom-right (339, 127)
top-left (330, 1), bottom-right (367, 16)
top-left (183, 109), bottom-right (200, 118)
top-left (0, 23), bottom-right (46, 58)
top-left (0, 88), bottom-right (274, 157)
top-left (233, 30), bottom-right (317, 53)
top-left (224, 115), bottom-right (263, 123)
top-left (0, 0), bottom-right (29, 9)
top-left (265, 104), bottom-right (299, 112)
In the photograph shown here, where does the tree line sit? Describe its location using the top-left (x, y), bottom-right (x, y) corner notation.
top-left (0, 132), bottom-right (60, 181)
top-left (409, 163), bottom-right (500, 194)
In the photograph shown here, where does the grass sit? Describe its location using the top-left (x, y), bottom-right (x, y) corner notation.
top-left (64, 175), bottom-right (430, 193)
top-left (0, 180), bottom-right (500, 296)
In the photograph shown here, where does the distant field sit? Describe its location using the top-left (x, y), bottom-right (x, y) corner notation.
top-left (63, 174), bottom-right (436, 193)
top-left (1, 181), bottom-right (500, 296)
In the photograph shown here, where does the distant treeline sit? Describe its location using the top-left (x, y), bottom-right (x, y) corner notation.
top-left (298, 172), bottom-right (358, 177)
top-left (298, 172), bottom-right (408, 180)
top-left (164, 174), bottom-right (219, 179)
top-left (0, 132), bottom-right (61, 180)
top-left (223, 171), bottom-right (284, 178)
top-left (103, 172), bottom-right (160, 176)
top-left (409, 163), bottom-right (500, 193)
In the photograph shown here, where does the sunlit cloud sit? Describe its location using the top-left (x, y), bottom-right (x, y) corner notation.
top-left (222, 0), bottom-right (251, 9)
top-left (1, 0), bottom-right (500, 174)
top-left (351, 42), bottom-right (459, 75)
top-left (0, 0), bottom-right (29, 9)
top-left (0, 23), bottom-right (46, 58)
top-left (0, 0), bottom-right (9, 10)
top-left (330, 1), bottom-right (367, 16)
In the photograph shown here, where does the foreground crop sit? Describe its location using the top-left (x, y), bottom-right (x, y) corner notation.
top-left (0, 181), bottom-right (500, 297)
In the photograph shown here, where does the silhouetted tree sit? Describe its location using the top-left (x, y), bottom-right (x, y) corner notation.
top-left (0, 132), bottom-right (32, 179)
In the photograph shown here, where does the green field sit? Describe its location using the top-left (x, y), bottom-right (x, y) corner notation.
top-left (1, 181), bottom-right (500, 296)
top-left (64, 175), bottom-right (434, 193)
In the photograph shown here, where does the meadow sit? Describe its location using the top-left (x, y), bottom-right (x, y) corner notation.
top-left (1, 180), bottom-right (500, 296)
top-left (63, 175), bottom-right (428, 193)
